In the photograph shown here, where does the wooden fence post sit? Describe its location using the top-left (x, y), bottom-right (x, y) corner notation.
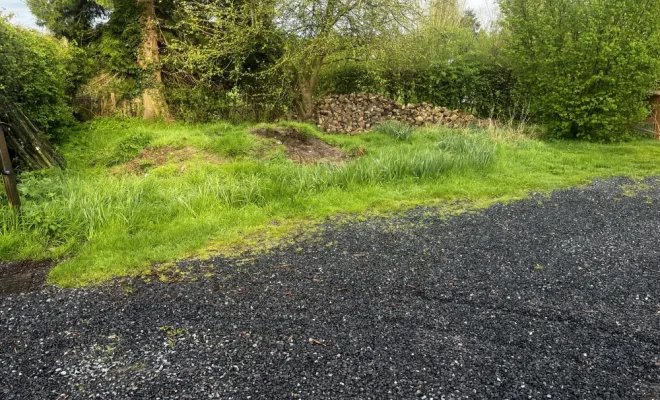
top-left (650, 91), bottom-right (660, 140)
top-left (0, 124), bottom-right (20, 211)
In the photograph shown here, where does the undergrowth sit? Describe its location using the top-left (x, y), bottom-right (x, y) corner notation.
top-left (2, 118), bottom-right (660, 287)
top-left (373, 120), bottom-right (414, 141)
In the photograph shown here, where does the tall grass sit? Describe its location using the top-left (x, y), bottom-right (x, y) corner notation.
top-left (372, 120), bottom-right (414, 141)
top-left (2, 118), bottom-right (660, 287)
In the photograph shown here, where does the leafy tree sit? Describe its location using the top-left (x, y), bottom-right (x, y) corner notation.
top-left (0, 14), bottom-right (77, 133)
top-left (428, 0), bottom-right (461, 28)
top-left (23, 0), bottom-right (106, 44)
top-left (27, 0), bottom-right (170, 120)
top-left (164, 1), bottom-right (285, 122)
top-left (168, 1), bottom-right (282, 88)
top-left (277, 0), bottom-right (417, 120)
top-left (500, 0), bottom-right (660, 140)
top-left (461, 9), bottom-right (481, 36)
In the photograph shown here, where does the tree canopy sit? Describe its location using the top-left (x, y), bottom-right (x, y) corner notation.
top-left (8, 0), bottom-right (660, 141)
top-left (500, 0), bottom-right (660, 140)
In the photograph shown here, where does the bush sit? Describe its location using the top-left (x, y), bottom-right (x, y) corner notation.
top-left (501, 0), bottom-right (660, 141)
top-left (0, 15), bottom-right (79, 135)
top-left (110, 132), bottom-right (153, 165)
top-left (318, 63), bottom-right (384, 96)
top-left (165, 83), bottom-right (289, 124)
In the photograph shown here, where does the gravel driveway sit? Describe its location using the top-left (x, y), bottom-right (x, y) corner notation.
top-left (1, 177), bottom-right (659, 399)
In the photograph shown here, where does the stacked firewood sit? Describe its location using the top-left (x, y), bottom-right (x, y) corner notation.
top-left (316, 93), bottom-right (480, 134)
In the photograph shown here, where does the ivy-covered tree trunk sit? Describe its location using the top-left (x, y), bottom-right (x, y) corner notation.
top-left (138, 0), bottom-right (169, 120)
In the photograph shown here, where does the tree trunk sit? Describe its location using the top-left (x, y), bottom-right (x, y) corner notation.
top-left (296, 58), bottom-right (323, 121)
top-left (138, 0), bottom-right (169, 120)
top-left (298, 78), bottom-right (316, 122)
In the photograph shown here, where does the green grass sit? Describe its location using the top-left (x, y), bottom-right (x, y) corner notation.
top-left (372, 120), bottom-right (414, 141)
top-left (2, 118), bottom-right (660, 287)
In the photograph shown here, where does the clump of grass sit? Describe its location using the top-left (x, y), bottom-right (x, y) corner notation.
top-left (372, 120), bottom-right (414, 141)
top-left (107, 132), bottom-right (153, 166)
top-left (204, 130), bottom-right (256, 157)
top-left (437, 132), bottom-right (497, 169)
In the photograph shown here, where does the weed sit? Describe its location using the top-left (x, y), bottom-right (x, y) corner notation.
top-left (205, 130), bottom-right (255, 157)
top-left (160, 325), bottom-right (187, 347)
top-left (110, 132), bottom-right (152, 165)
top-left (372, 120), bottom-right (414, 141)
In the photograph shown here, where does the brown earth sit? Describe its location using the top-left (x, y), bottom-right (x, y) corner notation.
top-left (119, 146), bottom-right (223, 174)
top-left (0, 259), bottom-right (54, 295)
top-left (252, 127), bottom-right (347, 164)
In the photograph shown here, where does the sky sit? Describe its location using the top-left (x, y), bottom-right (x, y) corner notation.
top-left (1, 0), bottom-right (38, 28)
top-left (465, 0), bottom-right (498, 28)
top-left (1, 0), bottom-right (498, 30)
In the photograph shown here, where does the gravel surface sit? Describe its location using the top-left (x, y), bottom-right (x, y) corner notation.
top-left (1, 177), bottom-right (659, 399)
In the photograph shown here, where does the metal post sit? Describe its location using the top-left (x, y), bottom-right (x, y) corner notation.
top-left (0, 124), bottom-right (20, 211)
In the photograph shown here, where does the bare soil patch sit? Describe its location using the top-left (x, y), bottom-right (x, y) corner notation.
top-left (252, 126), bottom-right (347, 164)
top-left (120, 146), bottom-right (223, 174)
top-left (0, 259), bottom-right (54, 295)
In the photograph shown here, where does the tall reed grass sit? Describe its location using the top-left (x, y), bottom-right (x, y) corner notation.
top-left (5, 118), bottom-right (658, 287)
top-left (0, 127), bottom-right (496, 265)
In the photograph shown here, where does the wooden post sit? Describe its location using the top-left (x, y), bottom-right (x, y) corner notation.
top-left (650, 92), bottom-right (660, 140)
top-left (0, 124), bottom-right (20, 210)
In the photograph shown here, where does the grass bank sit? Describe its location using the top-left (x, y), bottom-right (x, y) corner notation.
top-left (2, 119), bottom-right (660, 287)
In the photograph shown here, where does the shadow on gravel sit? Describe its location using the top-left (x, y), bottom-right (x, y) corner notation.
top-left (0, 260), bottom-right (53, 295)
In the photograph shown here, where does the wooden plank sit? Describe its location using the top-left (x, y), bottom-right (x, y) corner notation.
top-left (0, 124), bottom-right (21, 210)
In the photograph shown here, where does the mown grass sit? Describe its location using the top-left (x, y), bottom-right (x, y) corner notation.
top-left (2, 118), bottom-right (660, 287)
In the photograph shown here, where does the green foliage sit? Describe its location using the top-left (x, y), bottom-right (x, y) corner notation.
top-left (203, 129), bottom-right (255, 157)
top-left (111, 132), bottom-right (152, 165)
top-left (500, 0), bottom-right (660, 141)
top-left (165, 83), bottom-right (288, 124)
top-left (3, 120), bottom-right (660, 287)
top-left (26, 0), bottom-right (107, 44)
top-left (17, 0), bottom-right (660, 139)
top-left (319, 23), bottom-right (518, 119)
top-left (165, 1), bottom-right (286, 123)
top-left (89, 2), bottom-right (142, 79)
top-left (373, 121), bottom-right (414, 141)
top-left (0, 16), bottom-right (78, 134)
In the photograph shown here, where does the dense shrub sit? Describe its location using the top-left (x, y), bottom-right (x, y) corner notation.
top-left (500, 0), bottom-right (660, 141)
top-left (0, 16), bottom-right (78, 135)
top-left (165, 83), bottom-right (289, 124)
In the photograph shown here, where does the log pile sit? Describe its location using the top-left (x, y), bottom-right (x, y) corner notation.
top-left (316, 93), bottom-right (480, 134)
top-left (0, 96), bottom-right (65, 170)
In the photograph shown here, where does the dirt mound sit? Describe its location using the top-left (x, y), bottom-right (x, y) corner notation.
top-left (253, 127), bottom-right (346, 164)
top-left (120, 146), bottom-right (222, 174)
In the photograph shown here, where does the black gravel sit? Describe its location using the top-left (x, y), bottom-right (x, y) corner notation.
top-left (1, 177), bottom-right (659, 399)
